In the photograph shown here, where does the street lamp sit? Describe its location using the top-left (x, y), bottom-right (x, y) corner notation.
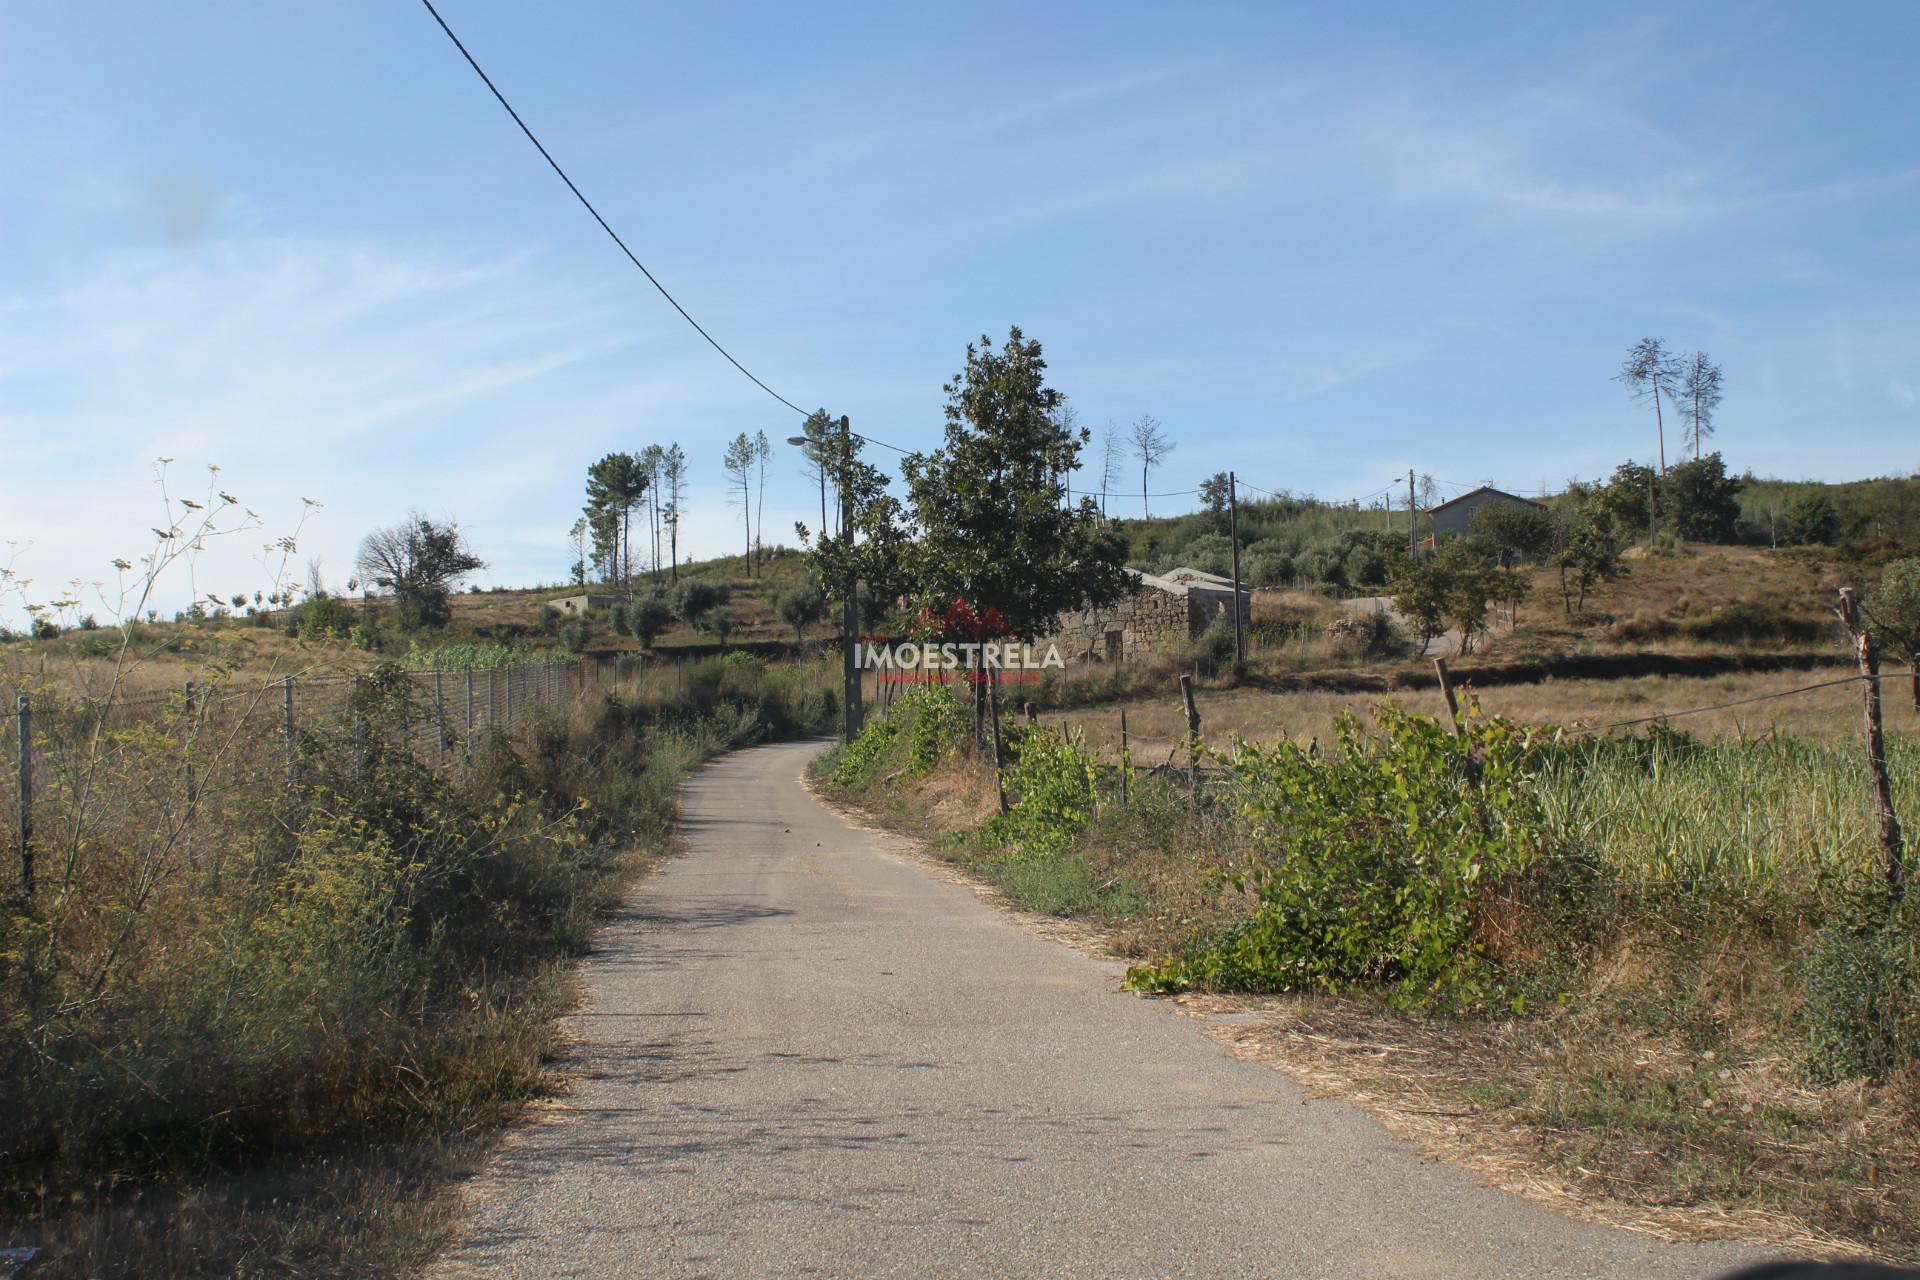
top-left (787, 416), bottom-right (861, 744)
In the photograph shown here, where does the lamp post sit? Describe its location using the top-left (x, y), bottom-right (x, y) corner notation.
top-left (788, 416), bottom-right (861, 743)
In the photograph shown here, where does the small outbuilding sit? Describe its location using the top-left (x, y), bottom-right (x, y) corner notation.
top-left (1425, 486), bottom-right (1546, 540)
top-left (547, 593), bottom-right (619, 614)
top-left (1048, 566), bottom-right (1252, 664)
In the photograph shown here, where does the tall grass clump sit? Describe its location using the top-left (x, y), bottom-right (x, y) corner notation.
top-left (1533, 725), bottom-right (1920, 902)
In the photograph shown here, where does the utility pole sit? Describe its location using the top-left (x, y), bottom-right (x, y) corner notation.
top-left (1228, 471), bottom-right (1245, 673)
top-left (839, 415), bottom-right (862, 743)
top-left (1407, 469), bottom-right (1417, 560)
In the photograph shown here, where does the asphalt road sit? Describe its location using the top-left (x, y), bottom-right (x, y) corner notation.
top-left (436, 739), bottom-right (1762, 1279)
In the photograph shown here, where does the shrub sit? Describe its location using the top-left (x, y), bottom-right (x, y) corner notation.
top-left (1783, 491), bottom-right (1840, 546)
top-left (1190, 616), bottom-right (1237, 677)
top-left (1127, 705), bottom-right (1547, 1009)
top-left (776, 580), bottom-right (827, 644)
top-left (290, 592), bottom-right (358, 640)
top-left (990, 724), bottom-right (1100, 860)
top-left (669, 579), bottom-right (726, 629)
top-left (559, 615), bottom-right (591, 654)
top-left (1345, 543), bottom-right (1387, 590)
top-left (830, 716), bottom-right (902, 788)
top-left (904, 682), bottom-right (966, 774)
top-left (1801, 909), bottom-right (1920, 1082)
top-left (1243, 551), bottom-right (1294, 588)
top-left (624, 595), bottom-right (673, 649)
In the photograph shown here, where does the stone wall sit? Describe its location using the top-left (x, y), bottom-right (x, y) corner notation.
top-left (1048, 582), bottom-right (1197, 665)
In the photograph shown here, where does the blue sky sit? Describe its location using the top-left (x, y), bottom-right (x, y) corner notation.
top-left (3, 1), bottom-right (1917, 615)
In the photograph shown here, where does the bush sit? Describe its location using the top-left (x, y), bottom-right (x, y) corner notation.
top-left (1801, 909), bottom-right (1920, 1082)
top-left (1297, 543), bottom-right (1347, 588)
top-left (1190, 616), bottom-right (1237, 677)
top-left (624, 595), bottom-right (673, 648)
top-left (1783, 491), bottom-right (1840, 546)
top-left (830, 717), bottom-right (902, 788)
top-left (904, 682), bottom-right (966, 774)
top-left (559, 615), bottom-right (591, 654)
top-left (669, 579), bottom-right (726, 629)
top-left (289, 592), bottom-right (358, 640)
top-left (990, 724), bottom-right (1101, 860)
top-left (1243, 551), bottom-right (1294, 588)
top-left (1344, 543), bottom-right (1387, 589)
top-left (1127, 706), bottom-right (1546, 1009)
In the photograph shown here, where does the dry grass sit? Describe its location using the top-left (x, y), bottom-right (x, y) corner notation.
top-left (1178, 992), bottom-right (1906, 1260)
top-left (1036, 667), bottom-right (1920, 761)
top-left (1498, 544), bottom-right (1842, 661)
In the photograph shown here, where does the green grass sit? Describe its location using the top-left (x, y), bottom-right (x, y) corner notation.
top-left (1536, 730), bottom-right (1920, 899)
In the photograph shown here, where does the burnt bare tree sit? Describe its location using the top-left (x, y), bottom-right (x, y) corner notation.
top-left (1129, 413), bottom-right (1175, 517)
top-left (354, 513), bottom-right (484, 630)
top-left (1615, 337), bottom-right (1682, 474)
top-left (1677, 351), bottom-right (1724, 461)
top-left (1099, 422), bottom-right (1124, 518)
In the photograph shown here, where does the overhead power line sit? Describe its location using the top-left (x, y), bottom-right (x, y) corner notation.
top-left (417, 0), bottom-right (808, 416)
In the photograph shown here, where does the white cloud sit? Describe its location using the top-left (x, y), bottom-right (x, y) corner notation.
top-left (0, 233), bottom-right (659, 621)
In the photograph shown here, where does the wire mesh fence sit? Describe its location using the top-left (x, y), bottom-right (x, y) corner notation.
top-left (0, 658), bottom-right (625, 896)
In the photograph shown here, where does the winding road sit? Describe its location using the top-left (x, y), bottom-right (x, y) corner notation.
top-left (434, 740), bottom-right (1761, 1279)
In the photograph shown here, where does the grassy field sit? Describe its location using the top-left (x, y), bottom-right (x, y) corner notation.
top-left (1035, 666), bottom-right (1920, 761)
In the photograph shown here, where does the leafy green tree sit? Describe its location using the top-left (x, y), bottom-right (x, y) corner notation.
top-left (1660, 451), bottom-right (1743, 543)
top-left (723, 433), bottom-right (757, 574)
top-left (1199, 472), bottom-right (1232, 532)
top-left (1864, 558), bottom-right (1920, 709)
top-left (662, 443), bottom-right (687, 581)
top-left (901, 327), bottom-right (1131, 642)
top-left (1553, 484), bottom-right (1627, 615)
top-left (584, 453), bottom-right (646, 592)
top-left (797, 417), bottom-right (917, 633)
top-left (708, 609), bottom-right (736, 650)
top-left (623, 594), bottom-right (673, 649)
top-left (353, 513), bottom-right (484, 631)
top-left (1467, 502), bottom-right (1557, 564)
top-left (776, 579), bottom-right (827, 644)
top-left (1601, 460), bottom-right (1658, 541)
top-left (1783, 491), bottom-right (1840, 545)
top-left (1388, 551), bottom-right (1448, 653)
top-left (1436, 538), bottom-right (1499, 655)
top-left (1344, 542), bottom-right (1386, 590)
top-left (668, 578), bottom-right (724, 630)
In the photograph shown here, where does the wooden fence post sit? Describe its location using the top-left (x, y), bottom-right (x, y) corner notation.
top-left (182, 679), bottom-right (197, 816)
top-left (282, 676), bottom-right (296, 789)
top-left (988, 670), bottom-right (1008, 816)
top-left (1433, 657), bottom-right (1461, 734)
top-left (16, 695), bottom-right (31, 898)
top-left (434, 669), bottom-right (447, 770)
top-left (1179, 673), bottom-right (1202, 794)
top-left (1839, 587), bottom-right (1907, 898)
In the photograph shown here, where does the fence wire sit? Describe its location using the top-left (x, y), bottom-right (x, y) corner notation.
top-left (1, 660), bottom-right (609, 895)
